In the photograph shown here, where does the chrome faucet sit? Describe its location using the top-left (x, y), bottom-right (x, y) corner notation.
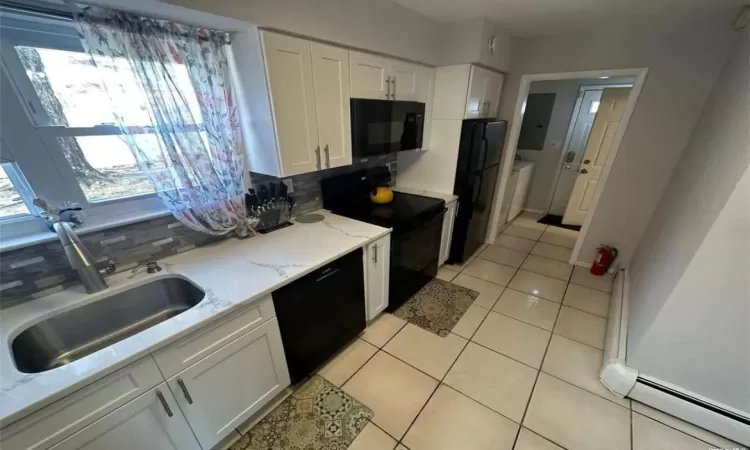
top-left (53, 221), bottom-right (115, 294)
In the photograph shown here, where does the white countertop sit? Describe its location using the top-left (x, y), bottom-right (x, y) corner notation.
top-left (392, 186), bottom-right (458, 204)
top-left (0, 210), bottom-right (390, 427)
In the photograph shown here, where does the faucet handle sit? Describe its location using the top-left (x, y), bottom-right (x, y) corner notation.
top-left (132, 261), bottom-right (162, 274)
top-left (98, 260), bottom-right (116, 276)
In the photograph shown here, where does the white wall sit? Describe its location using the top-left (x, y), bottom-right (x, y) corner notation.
top-left (494, 17), bottom-right (738, 264)
top-left (518, 77), bottom-right (634, 213)
top-left (626, 27), bottom-right (749, 413)
top-left (439, 18), bottom-right (512, 72)
top-left (167, 0), bottom-right (442, 65)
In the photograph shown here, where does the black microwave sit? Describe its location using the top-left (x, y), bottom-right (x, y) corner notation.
top-left (350, 99), bottom-right (425, 159)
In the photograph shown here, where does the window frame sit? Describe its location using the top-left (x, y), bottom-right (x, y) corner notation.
top-left (0, 12), bottom-right (173, 243)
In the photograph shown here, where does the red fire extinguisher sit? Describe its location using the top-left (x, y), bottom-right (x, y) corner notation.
top-left (591, 246), bottom-right (618, 276)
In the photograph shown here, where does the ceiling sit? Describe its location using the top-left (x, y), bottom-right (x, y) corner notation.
top-left (387, 0), bottom-right (746, 36)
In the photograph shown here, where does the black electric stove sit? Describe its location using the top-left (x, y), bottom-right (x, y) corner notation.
top-left (322, 168), bottom-right (445, 312)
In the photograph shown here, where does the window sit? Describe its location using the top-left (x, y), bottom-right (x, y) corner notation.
top-left (0, 12), bottom-right (206, 241)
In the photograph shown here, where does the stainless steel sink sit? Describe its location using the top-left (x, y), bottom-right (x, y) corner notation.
top-left (12, 277), bottom-right (205, 373)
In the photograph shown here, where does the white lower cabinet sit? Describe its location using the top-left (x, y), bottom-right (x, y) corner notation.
top-left (439, 200), bottom-right (458, 266)
top-left (50, 384), bottom-right (199, 450)
top-left (167, 318), bottom-right (290, 450)
top-left (364, 234), bottom-right (391, 320)
top-left (2, 306), bottom-right (291, 450)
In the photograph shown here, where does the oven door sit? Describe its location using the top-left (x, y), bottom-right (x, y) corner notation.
top-left (387, 207), bottom-right (445, 311)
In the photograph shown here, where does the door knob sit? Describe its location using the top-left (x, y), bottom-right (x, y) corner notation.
top-left (580, 169), bottom-right (589, 174)
top-left (583, 159), bottom-right (591, 164)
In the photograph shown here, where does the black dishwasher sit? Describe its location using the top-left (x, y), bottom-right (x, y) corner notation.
top-left (273, 248), bottom-right (366, 382)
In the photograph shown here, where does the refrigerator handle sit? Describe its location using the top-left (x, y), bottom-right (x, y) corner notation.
top-left (473, 174), bottom-right (483, 205)
top-left (477, 125), bottom-right (489, 171)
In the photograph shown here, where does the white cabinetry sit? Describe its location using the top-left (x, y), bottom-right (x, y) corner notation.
top-left (350, 51), bottom-right (431, 102)
top-left (167, 318), bottom-right (289, 449)
top-left (465, 65), bottom-right (504, 119)
top-left (236, 30), bottom-right (351, 177)
top-left (364, 234), bottom-right (391, 320)
top-left (2, 298), bottom-right (291, 450)
top-left (439, 200), bottom-right (458, 266)
top-left (507, 163), bottom-right (535, 222)
top-left (50, 385), bottom-right (199, 450)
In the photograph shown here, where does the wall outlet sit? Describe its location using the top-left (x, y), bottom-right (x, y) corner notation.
top-left (282, 178), bottom-right (294, 193)
top-left (550, 140), bottom-right (562, 149)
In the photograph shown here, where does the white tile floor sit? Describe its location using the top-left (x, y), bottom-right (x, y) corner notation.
top-left (316, 213), bottom-right (741, 450)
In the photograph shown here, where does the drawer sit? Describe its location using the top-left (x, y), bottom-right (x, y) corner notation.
top-left (0, 356), bottom-right (163, 450)
top-left (153, 295), bottom-right (275, 378)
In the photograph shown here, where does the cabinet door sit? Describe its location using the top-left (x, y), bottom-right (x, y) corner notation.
top-left (391, 60), bottom-right (420, 101)
top-left (439, 201), bottom-right (458, 266)
top-left (350, 51), bottom-right (391, 100)
top-left (417, 66), bottom-right (435, 149)
top-left (484, 72), bottom-right (505, 118)
top-left (365, 235), bottom-right (391, 320)
top-left (50, 384), bottom-right (200, 450)
top-left (312, 43), bottom-right (352, 169)
top-left (262, 31), bottom-right (320, 175)
top-left (465, 65), bottom-right (489, 119)
top-left (167, 318), bottom-right (290, 450)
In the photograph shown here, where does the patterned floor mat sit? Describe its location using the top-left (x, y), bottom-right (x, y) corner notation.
top-left (393, 278), bottom-right (479, 337)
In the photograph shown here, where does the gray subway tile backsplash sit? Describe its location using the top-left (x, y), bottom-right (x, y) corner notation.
top-left (0, 157), bottom-right (398, 308)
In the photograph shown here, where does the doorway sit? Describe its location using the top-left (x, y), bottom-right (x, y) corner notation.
top-left (547, 83), bottom-right (634, 228)
top-left (488, 69), bottom-right (646, 265)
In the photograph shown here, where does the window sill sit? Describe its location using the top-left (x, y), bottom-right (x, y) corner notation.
top-left (0, 209), bottom-right (171, 253)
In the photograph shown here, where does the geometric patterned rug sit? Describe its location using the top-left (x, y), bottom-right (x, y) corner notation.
top-left (229, 375), bottom-right (373, 450)
top-left (393, 278), bottom-right (479, 337)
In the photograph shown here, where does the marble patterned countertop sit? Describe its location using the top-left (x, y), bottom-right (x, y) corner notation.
top-left (0, 210), bottom-right (390, 427)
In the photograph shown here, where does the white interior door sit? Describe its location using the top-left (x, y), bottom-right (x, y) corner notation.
top-left (549, 89), bottom-right (603, 216)
top-left (311, 42), bottom-right (351, 169)
top-left (562, 87), bottom-right (632, 225)
top-left (262, 32), bottom-right (320, 175)
top-left (350, 51), bottom-right (391, 100)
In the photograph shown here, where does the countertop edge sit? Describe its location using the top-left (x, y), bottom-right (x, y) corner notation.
top-left (0, 216), bottom-right (391, 428)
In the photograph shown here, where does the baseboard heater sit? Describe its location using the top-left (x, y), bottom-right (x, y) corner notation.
top-left (600, 269), bottom-right (750, 446)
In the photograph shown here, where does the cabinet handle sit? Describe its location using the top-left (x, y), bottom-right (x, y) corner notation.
top-left (156, 390), bottom-right (173, 417)
top-left (385, 76), bottom-right (391, 99)
top-left (314, 146), bottom-right (321, 170)
top-left (391, 77), bottom-right (396, 100)
top-left (372, 244), bottom-right (378, 263)
top-left (324, 144), bottom-right (330, 168)
top-left (177, 378), bottom-right (194, 404)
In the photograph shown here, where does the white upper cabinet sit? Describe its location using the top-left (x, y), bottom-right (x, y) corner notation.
top-left (350, 51), bottom-right (431, 102)
top-left (311, 43), bottom-right (352, 169)
top-left (262, 32), bottom-right (321, 176)
top-left (464, 65), bottom-right (504, 119)
top-left (350, 51), bottom-right (391, 100)
top-left (390, 60), bottom-right (420, 101)
top-left (252, 30), bottom-right (353, 176)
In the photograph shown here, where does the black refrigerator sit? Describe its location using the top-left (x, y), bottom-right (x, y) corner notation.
top-left (448, 119), bottom-right (508, 264)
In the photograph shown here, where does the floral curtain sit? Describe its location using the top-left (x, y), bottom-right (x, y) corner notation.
top-left (75, 8), bottom-right (249, 237)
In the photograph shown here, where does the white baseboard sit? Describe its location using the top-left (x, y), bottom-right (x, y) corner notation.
top-left (599, 269), bottom-right (750, 446)
top-left (629, 380), bottom-right (750, 446)
top-left (523, 208), bottom-right (546, 214)
top-left (600, 269), bottom-right (638, 396)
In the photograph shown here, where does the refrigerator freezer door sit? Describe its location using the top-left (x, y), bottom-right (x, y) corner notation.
top-left (482, 121), bottom-right (508, 169)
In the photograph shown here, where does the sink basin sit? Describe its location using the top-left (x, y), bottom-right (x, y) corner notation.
top-left (12, 277), bottom-right (204, 373)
